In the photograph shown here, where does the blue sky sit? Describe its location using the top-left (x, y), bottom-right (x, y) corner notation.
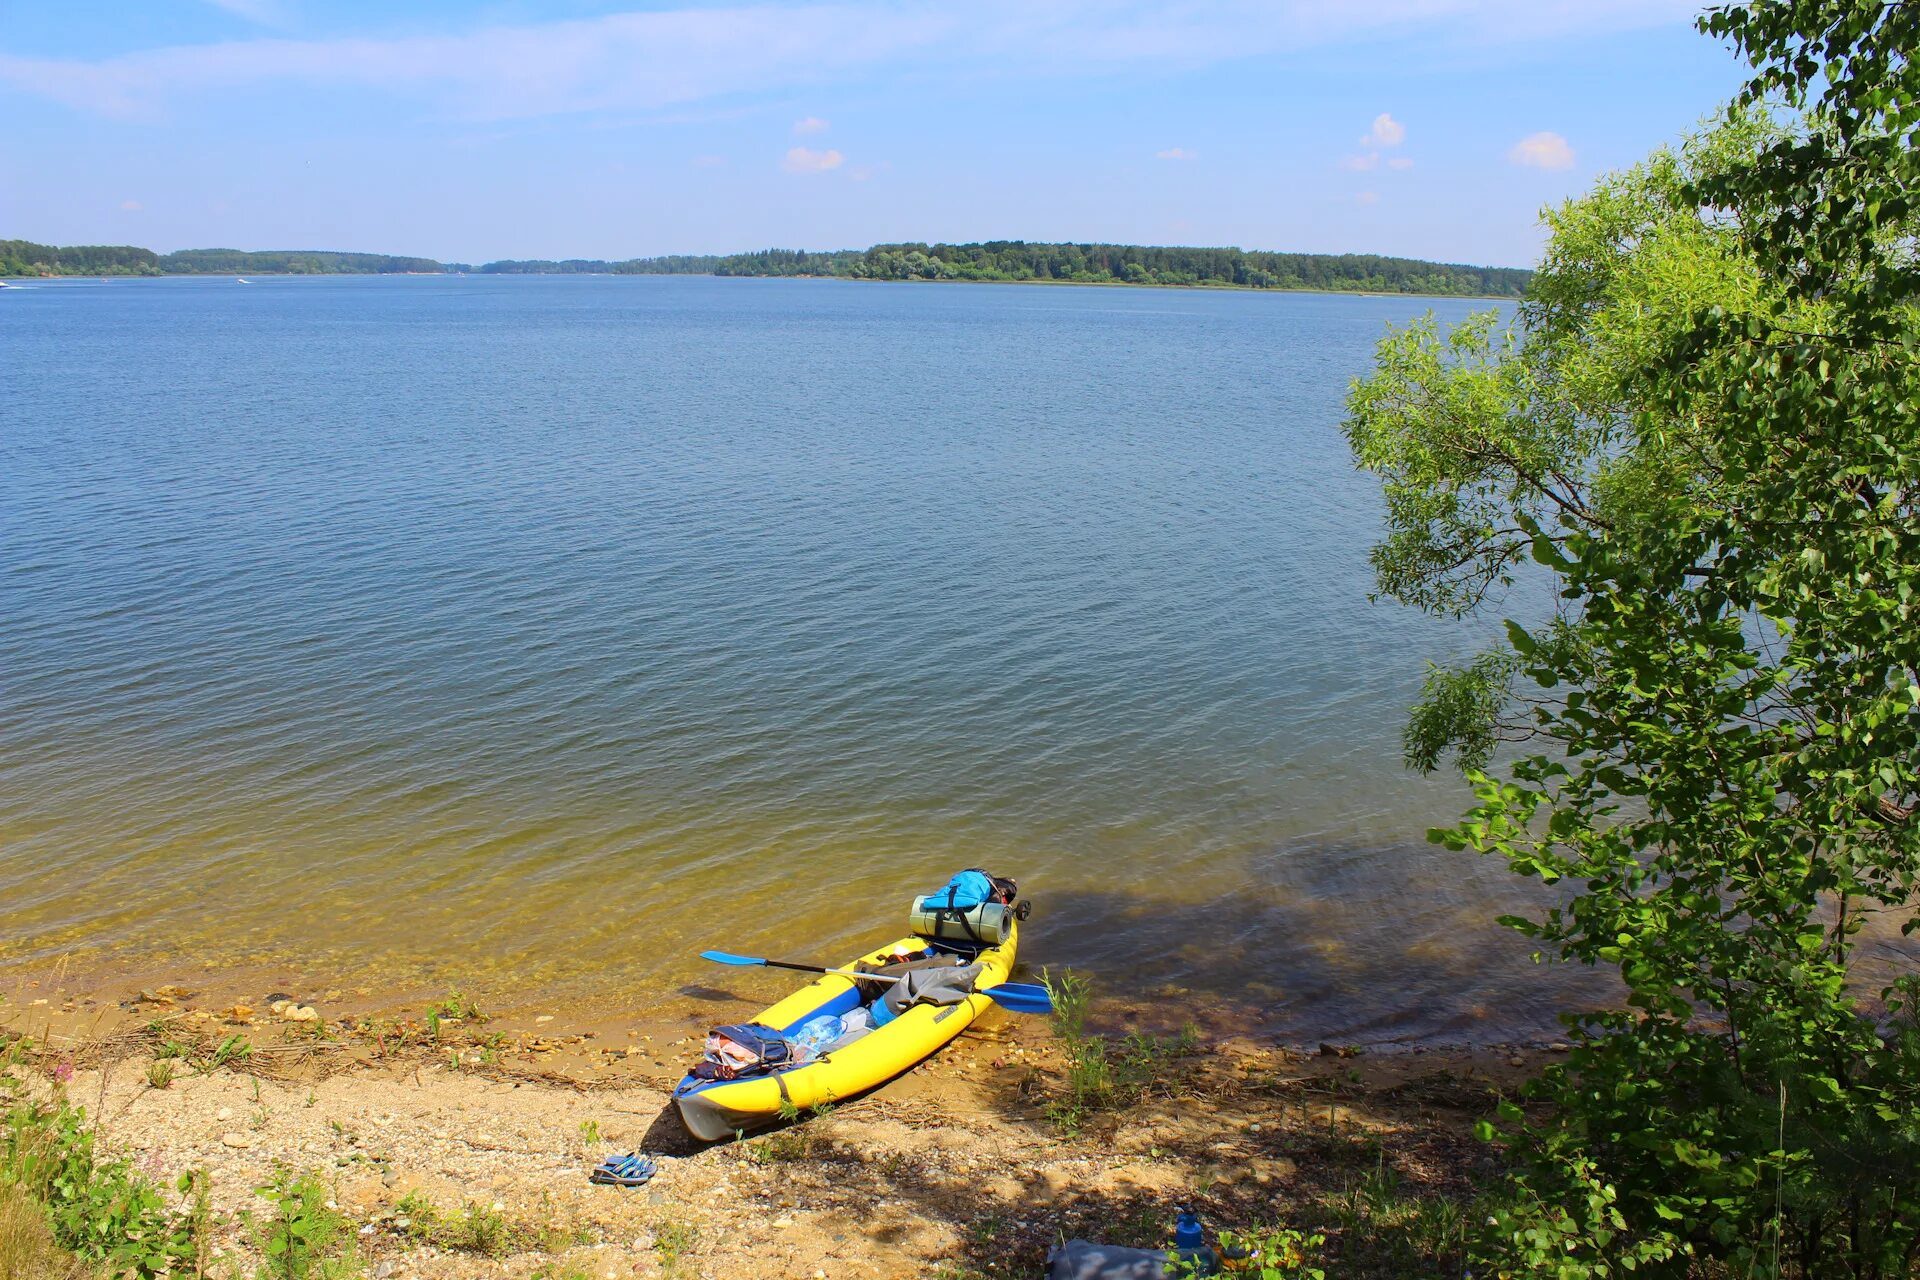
top-left (0, 1), bottom-right (1748, 268)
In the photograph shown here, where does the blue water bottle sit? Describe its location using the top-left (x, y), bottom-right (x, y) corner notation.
top-left (1171, 1206), bottom-right (1216, 1275)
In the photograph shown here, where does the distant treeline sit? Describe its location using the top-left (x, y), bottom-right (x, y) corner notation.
top-left (5, 237), bottom-right (1529, 297)
top-left (0, 240), bottom-right (450, 277)
top-left (484, 242), bottom-right (1531, 296)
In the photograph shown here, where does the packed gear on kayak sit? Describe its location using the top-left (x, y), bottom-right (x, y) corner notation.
top-left (694, 1023), bottom-right (793, 1080)
top-left (908, 867), bottom-right (1032, 946)
top-left (869, 960), bottom-right (984, 1027)
top-left (673, 868), bottom-right (1037, 1139)
top-left (849, 949), bottom-right (966, 1002)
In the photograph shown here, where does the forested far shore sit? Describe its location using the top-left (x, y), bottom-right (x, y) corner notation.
top-left (0, 241), bottom-right (450, 277)
top-left (2, 237), bottom-right (1530, 297)
top-left (482, 243), bottom-right (1531, 295)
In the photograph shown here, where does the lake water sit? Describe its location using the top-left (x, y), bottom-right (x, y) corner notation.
top-left (0, 274), bottom-right (1611, 1044)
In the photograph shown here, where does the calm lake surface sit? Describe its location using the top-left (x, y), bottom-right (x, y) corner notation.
top-left (0, 275), bottom-right (1608, 1044)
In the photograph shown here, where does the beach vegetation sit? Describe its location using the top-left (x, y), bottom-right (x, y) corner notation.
top-left (1323, 1156), bottom-right (1473, 1276)
top-left (1346, 0), bottom-right (1920, 1273)
top-left (435, 1200), bottom-right (516, 1257)
top-left (1040, 969), bottom-right (1201, 1134)
top-left (424, 990), bottom-right (484, 1023)
top-left (745, 1098), bottom-right (838, 1163)
top-left (201, 1034), bottom-right (255, 1073)
top-left (390, 1189), bottom-right (534, 1257)
top-left (529, 1265), bottom-right (593, 1280)
top-left (243, 1166), bottom-right (360, 1280)
top-left (0, 1092), bottom-right (206, 1278)
top-left (651, 1218), bottom-right (699, 1277)
top-left (1173, 1225), bottom-right (1327, 1280)
top-left (0, 1179), bottom-right (103, 1280)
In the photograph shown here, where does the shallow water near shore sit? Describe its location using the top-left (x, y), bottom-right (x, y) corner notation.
top-left (2, 274), bottom-right (1613, 1044)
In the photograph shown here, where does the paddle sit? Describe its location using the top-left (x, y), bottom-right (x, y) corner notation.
top-left (699, 950), bottom-right (1055, 1015)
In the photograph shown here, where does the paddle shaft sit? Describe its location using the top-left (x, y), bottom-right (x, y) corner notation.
top-left (752, 957), bottom-right (903, 985)
top-left (699, 950), bottom-right (1053, 1013)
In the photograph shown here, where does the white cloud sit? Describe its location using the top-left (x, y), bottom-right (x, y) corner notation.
top-left (1357, 190), bottom-right (1379, 205)
top-left (1508, 130), bottom-right (1574, 169)
top-left (792, 115), bottom-right (829, 135)
top-left (0, 9), bottom-right (951, 121)
top-left (0, 2), bottom-right (1708, 124)
top-left (1340, 151), bottom-right (1380, 171)
top-left (1155, 146), bottom-right (1196, 160)
top-left (1387, 155), bottom-right (1413, 170)
top-left (781, 145), bottom-right (843, 174)
top-left (119, 199), bottom-right (143, 211)
top-left (1360, 112), bottom-right (1405, 148)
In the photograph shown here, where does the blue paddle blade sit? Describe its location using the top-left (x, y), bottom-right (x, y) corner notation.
top-left (699, 950), bottom-right (764, 966)
top-left (981, 984), bottom-right (1054, 1014)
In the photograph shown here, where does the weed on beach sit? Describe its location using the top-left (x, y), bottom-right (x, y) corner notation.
top-left (390, 1188), bottom-right (557, 1258)
top-left (0, 1180), bottom-right (102, 1280)
top-left (652, 1218), bottom-right (700, 1276)
top-left (1040, 968), bottom-right (1201, 1134)
top-left (0, 1090), bottom-right (207, 1277)
top-left (202, 1033), bottom-right (255, 1073)
top-left (243, 1165), bottom-right (360, 1279)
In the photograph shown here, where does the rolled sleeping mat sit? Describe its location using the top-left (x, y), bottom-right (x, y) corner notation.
top-left (908, 896), bottom-right (1015, 945)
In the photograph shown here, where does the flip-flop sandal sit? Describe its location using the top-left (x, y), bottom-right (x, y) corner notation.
top-left (588, 1152), bottom-right (657, 1187)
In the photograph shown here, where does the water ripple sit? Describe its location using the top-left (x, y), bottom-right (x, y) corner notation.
top-left (0, 275), bottom-right (1613, 1044)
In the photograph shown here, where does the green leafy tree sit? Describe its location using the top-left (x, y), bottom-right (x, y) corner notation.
top-left (1345, 3), bottom-right (1920, 1274)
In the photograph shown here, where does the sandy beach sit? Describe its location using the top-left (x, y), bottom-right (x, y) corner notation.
top-left (1, 961), bottom-right (1552, 1278)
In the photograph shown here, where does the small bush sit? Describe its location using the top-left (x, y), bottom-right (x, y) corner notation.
top-left (1, 1096), bottom-right (202, 1278)
top-left (425, 991), bottom-right (484, 1023)
top-left (1326, 1155), bottom-right (1475, 1276)
top-left (1041, 969), bottom-right (1199, 1133)
top-left (243, 1166), bottom-right (360, 1280)
top-left (653, 1219), bottom-right (699, 1276)
top-left (438, 1200), bottom-right (516, 1257)
top-left (0, 1181), bottom-right (100, 1280)
top-left (392, 1189), bottom-right (440, 1239)
top-left (201, 1034), bottom-right (254, 1072)
top-left (391, 1190), bottom-right (523, 1257)
top-left (1192, 1225), bottom-right (1326, 1280)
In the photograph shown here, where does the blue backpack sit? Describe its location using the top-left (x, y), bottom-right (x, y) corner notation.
top-left (931, 869), bottom-right (998, 911)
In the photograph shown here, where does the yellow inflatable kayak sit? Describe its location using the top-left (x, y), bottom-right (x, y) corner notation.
top-left (673, 924), bottom-right (1017, 1141)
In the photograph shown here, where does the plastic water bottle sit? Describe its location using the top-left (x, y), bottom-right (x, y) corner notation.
top-left (1171, 1206), bottom-right (1217, 1275)
top-left (789, 1013), bottom-right (845, 1059)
